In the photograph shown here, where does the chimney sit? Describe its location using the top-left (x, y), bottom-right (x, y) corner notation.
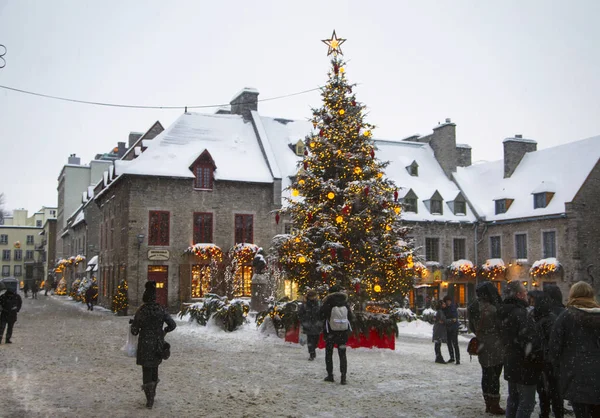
top-left (117, 142), bottom-right (127, 158)
top-left (456, 144), bottom-right (472, 167)
top-left (230, 88), bottom-right (259, 120)
top-left (68, 154), bottom-right (81, 165)
top-left (429, 118), bottom-right (457, 178)
top-left (503, 135), bottom-right (537, 178)
top-left (128, 132), bottom-right (142, 148)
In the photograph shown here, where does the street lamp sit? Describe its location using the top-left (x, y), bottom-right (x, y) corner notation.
top-left (136, 234), bottom-right (145, 249)
top-left (136, 234), bottom-right (145, 307)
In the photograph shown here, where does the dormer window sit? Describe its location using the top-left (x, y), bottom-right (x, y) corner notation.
top-left (424, 191), bottom-right (444, 215)
top-left (431, 199), bottom-right (442, 214)
top-left (454, 201), bottom-right (466, 215)
top-left (190, 150), bottom-right (216, 190)
top-left (406, 161), bottom-right (419, 177)
top-left (404, 198), bottom-right (417, 213)
top-left (495, 198), bottom-right (514, 215)
top-left (401, 189), bottom-right (419, 213)
top-left (295, 140), bottom-right (305, 156)
top-left (533, 192), bottom-right (554, 209)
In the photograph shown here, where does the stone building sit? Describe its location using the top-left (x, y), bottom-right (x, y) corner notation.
top-left (89, 88), bottom-right (599, 312)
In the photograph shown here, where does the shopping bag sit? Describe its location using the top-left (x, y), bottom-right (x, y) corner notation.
top-left (299, 330), bottom-right (307, 346)
top-left (121, 326), bottom-right (138, 357)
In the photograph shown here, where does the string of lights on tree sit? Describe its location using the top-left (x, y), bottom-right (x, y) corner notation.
top-left (112, 280), bottom-right (128, 313)
top-left (276, 31), bottom-right (416, 304)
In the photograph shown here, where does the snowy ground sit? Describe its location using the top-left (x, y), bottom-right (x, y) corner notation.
top-left (0, 292), bottom-right (542, 418)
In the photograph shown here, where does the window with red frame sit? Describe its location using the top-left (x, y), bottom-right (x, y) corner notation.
top-left (149, 211), bottom-right (170, 246)
top-left (234, 214), bottom-right (253, 244)
top-left (193, 212), bottom-right (213, 243)
top-left (195, 164), bottom-right (213, 189)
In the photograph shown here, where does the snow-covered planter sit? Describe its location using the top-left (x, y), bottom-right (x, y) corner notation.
top-left (448, 259), bottom-right (477, 278)
top-left (353, 312), bottom-right (399, 337)
top-left (184, 243), bottom-right (223, 262)
top-left (420, 307), bottom-right (437, 324)
top-left (480, 258), bottom-right (506, 280)
top-left (389, 306), bottom-right (418, 323)
top-left (179, 294), bottom-right (249, 332)
top-left (530, 258), bottom-right (562, 278)
top-left (255, 298), bottom-right (300, 335)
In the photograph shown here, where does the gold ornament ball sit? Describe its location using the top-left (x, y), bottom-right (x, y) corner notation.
top-left (327, 192), bottom-right (335, 199)
top-left (336, 216), bottom-right (343, 224)
top-left (298, 255), bottom-right (306, 263)
top-left (394, 207), bottom-right (401, 214)
top-left (339, 109), bottom-right (345, 115)
top-left (292, 189), bottom-right (299, 197)
top-left (374, 284), bottom-right (382, 293)
top-left (299, 179), bottom-right (305, 185)
top-left (354, 166), bottom-right (362, 174)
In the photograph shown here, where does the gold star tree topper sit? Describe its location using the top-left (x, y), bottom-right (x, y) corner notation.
top-left (322, 30), bottom-right (346, 56)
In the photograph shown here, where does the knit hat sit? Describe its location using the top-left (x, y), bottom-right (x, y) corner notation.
top-left (143, 281), bottom-right (157, 303)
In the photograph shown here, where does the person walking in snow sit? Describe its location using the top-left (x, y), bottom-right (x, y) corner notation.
top-left (31, 281), bottom-right (39, 299)
top-left (130, 281), bottom-right (177, 409)
top-left (549, 281), bottom-right (600, 418)
top-left (469, 281), bottom-right (506, 415)
top-left (498, 280), bottom-right (543, 418)
top-left (320, 284), bottom-right (354, 385)
top-left (442, 295), bottom-right (460, 364)
top-left (432, 299), bottom-right (448, 364)
top-left (0, 287), bottom-right (23, 343)
top-left (85, 281), bottom-right (98, 311)
top-left (298, 289), bottom-right (323, 361)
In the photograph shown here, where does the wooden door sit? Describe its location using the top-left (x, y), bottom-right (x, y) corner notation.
top-left (147, 265), bottom-right (168, 307)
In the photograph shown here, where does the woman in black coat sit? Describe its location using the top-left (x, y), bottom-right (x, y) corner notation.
top-left (130, 281), bottom-right (176, 409)
top-left (549, 281), bottom-right (600, 418)
top-left (298, 289), bottom-right (323, 361)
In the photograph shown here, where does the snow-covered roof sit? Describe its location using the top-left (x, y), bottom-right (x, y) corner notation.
top-left (114, 112), bottom-right (274, 184)
top-left (454, 135), bottom-right (600, 221)
top-left (72, 211), bottom-right (85, 227)
top-left (374, 140), bottom-right (477, 222)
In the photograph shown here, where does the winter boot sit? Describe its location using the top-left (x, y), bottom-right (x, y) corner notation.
top-left (142, 382), bottom-right (156, 409)
top-left (487, 394), bottom-right (505, 415)
top-left (324, 374), bottom-right (334, 382)
top-left (483, 394), bottom-right (491, 413)
top-left (446, 358), bottom-right (455, 364)
top-left (435, 356), bottom-right (446, 364)
top-left (340, 374), bottom-right (347, 385)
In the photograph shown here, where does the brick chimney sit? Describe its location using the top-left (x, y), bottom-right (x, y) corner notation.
top-left (413, 118), bottom-right (458, 178)
top-left (456, 143), bottom-right (472, 167)
top-left (230, 88), bottom-right (259, 120)
top-left (503, 134), bottom-right (537, 178)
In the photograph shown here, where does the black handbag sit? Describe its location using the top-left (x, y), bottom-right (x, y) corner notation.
top-left (162, 342), bottom-right (171, 360)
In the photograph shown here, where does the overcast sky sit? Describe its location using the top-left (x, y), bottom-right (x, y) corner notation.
top-left (1, 0), bottom-right (599, 215)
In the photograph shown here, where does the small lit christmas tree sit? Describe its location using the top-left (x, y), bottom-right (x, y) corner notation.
top-left (277, 31), bottom-right (415, 305)
top-left (112, 280), bottom-right (128, 314)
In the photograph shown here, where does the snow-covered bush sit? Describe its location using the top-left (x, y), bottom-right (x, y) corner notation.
top-left (255, 298), bottom-right (300, 333)
top-left (179, 294), bottom-right (249, 332)
top-left (420, 308), bottom-right (436, 324)
top-left (389, 307), bottom-right (418, 323)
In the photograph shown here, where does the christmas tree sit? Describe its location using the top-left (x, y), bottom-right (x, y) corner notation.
top-left (277, 31), bottom-right (415, 305)
top-left (112, 279), bottom-right (128, 314)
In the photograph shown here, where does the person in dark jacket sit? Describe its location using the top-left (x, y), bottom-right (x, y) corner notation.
top-left (545, 285), bottom-right (566, 317)
top-left (432, 299), bottom-right (448, 364)
top-left (85, 281), bottom-right (98, 311)
top-left (319, 285), bottom-right (354, 385)
top-left (498, 281), bottom-right (544, 418)
top-left (298, 289), bottom-right (323, 361)
top-left (442, 295), bottom-right (460, 364)
top-left (531, 290), bottom-right (562, 418)
top-left (130, 281), bottom-right (176, 409)
top-left (549, 281), bottom-right (600, 418)
top-left (0, 288), bottom-right (23, 343)
top-left (31, 281), bottom-right (39, 299)
top-left (469, 281), bottom-right (505, 415)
